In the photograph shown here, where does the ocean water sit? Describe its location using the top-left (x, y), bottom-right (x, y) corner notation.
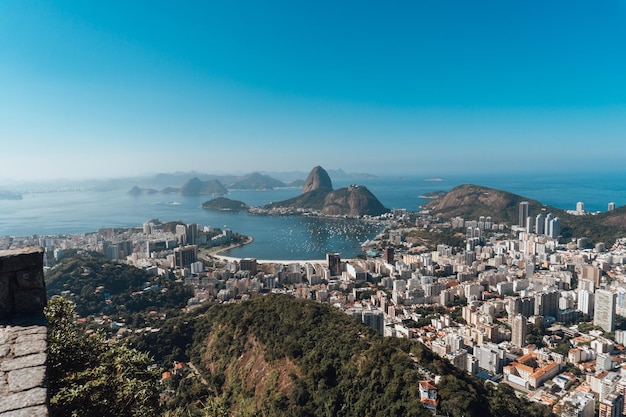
top-left (1, 171), bottom-right (625, 259)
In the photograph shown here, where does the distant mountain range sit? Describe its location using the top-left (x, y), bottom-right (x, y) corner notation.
top-left (0, 168), bottom-right (376, 193)
top-left (128, 173), bottom-right (295, 196)
top-left (127, 169), bottom-right (378, 198)
top-left (138, 168), bottom-right (375, 189)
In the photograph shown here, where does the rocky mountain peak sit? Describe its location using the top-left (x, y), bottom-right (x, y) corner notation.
top-left (302, 166), bottom-right (333, 193)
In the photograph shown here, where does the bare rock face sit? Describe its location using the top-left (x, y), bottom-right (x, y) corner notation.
top-left (302, 166), bottom-right (333, 194)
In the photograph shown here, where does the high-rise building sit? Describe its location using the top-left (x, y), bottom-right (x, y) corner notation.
top-left (362, 310), bottom-right (384, 335)
top-left (581, 265), bottom-right (602, 288)
top-left (511, 314), bottom-right (527, 347)
top-left (326, 253), bottom-right (342, 276)
top-left (595, 289), bottom-right (616, 332)
top-left (174, 245), bottom-right (198, 269)
top-left (187, 223), bottom-right (198, 245)
top-left (609, 202), bottom-right (616, 212)
top-left (519, 201), bottom-right (529, 228)
top-left (544, 213), bottom-right (554, 237)
top-left (534, 290), bottom-right (559, 318)
top-left (240, 258), bottom-right (258, 275)
top-left (509, 296), bottom-right (535, 318)
top-left (546, 216), bottom-right (561, 239)
top-left (383, 247), bottom-right (395, 264)
top-left (175, 224), bottom-right (188, 245)
top-left (535, 213), bottom-right (545, 235)
top-left (578, 289), bottom-right (595, 316)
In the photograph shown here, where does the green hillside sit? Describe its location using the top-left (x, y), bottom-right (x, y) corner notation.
top-left (133, 294), bottom-right (554, 417)
top-left (46, 252), bottom-right (193, 317)
top-left (425, 184), bottom-right (626, 245)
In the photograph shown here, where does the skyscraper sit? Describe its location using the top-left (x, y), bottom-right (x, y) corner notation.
top-left (326, 253), bottom-right (342, 276)
top-left (187, 223), bottom-right (198, 245)
top-left (509, 296), bottom-right (535, 318)
top-left (594, 289), bottom-right (616, 332)
top-left (544, 213), bottom-right (554, 237)
top-left (545, 215), bottom-right (561, 239)
top-left (534, 290), bottom-right (559, 318)
top-left (578, 289), bottom-right (595, 316)
top-left (535, 213), bottom-right (545, 235)
top-left (519, 201), bottom-right (529, 228)
top-left (511, 314), bottom-right (527, 347)
top-left (383, 247), bottom-right (395, 264)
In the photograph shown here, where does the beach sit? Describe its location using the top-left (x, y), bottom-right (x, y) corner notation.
top-left (200, 235), bottom-right (326, 265)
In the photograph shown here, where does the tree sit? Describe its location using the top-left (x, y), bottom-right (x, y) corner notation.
top-left (45, 297), bottom-right (160, 417)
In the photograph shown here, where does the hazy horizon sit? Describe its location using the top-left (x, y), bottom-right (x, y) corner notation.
top-left (2, 2), bottom-right (625, 182)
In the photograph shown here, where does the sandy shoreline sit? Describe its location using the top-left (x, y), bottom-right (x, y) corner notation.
top-left (200, 235), bottom-right (326, 265)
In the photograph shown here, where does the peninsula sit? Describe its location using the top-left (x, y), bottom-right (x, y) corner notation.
top-left (262, 166), bottom-right (388, 217)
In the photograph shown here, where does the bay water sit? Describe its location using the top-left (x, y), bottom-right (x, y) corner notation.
top-left (1, 171), bottom-right (625, 260)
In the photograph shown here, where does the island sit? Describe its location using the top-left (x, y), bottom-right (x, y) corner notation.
top-left (201, 197), bottom-right (249, 212)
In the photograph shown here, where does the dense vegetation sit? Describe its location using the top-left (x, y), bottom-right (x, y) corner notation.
top-left (45, 251), bottom-right (193, 317)
top-left (202, 197), bottom-right (249, 211)
top-left (403, 228), bottom-right (465, 251)
top-left (132, 294), bottom-right (554, 417)
top-left (44, 252), bottom-right (555, 417)
top-left (266, 186), bottom-right (388, 217)
top-left (46, 297), bottom-right (160, 417)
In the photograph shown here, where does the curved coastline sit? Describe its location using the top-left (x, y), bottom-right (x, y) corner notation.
top-left (205, 235), bottom-right (326, 265)
top-left (207, 235), bottom-right (254, 257)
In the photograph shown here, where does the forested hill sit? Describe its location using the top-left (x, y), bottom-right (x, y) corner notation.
top-left (424, 184), bottom-right (626, 244)
top-left (45, 252), bottom-right (193, 317)
top-left (134, 294), bottom-right (554, 417)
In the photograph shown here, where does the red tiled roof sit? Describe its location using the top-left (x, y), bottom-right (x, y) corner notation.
top-left (421, 398), bottom-right (439, 407)
top-left (419, 380), bottom-right (437, 390)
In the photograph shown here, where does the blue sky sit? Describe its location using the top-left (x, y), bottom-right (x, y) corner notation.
top-left (1, 1), bottom-right (625, 181)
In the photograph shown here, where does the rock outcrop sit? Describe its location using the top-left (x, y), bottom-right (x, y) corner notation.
top-left (266, 166), bottom-right (387, 217)
top-left (302, 166), bottom-right (333, 193)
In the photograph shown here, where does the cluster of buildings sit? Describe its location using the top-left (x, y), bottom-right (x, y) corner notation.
top-left (8, 198), bottom-right (626, 416)
top-left (518, 200), bottom-right (562, 239)
top-left (4, 219), bottom-right (234, 274)
top-left (349, 202), bottom-right (626, 417)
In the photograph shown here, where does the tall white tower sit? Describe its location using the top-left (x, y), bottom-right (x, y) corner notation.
top-left (594, 289), bottom-right (616, 332)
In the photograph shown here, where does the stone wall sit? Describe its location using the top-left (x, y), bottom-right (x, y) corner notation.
top-left (0, 247), bottom-right (48, 417)
top-left (0, 247), bottom-right (47, 319)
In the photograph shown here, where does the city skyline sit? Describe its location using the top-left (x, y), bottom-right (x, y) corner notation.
top-left (1, 1), bottom-right (625, 181)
